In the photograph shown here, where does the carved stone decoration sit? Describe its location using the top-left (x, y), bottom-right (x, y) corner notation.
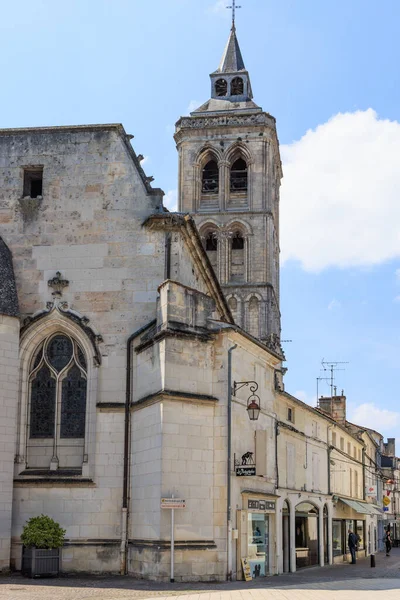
top-left (48, 272), bottom-right (69, 298)
top-left (21, 303), bottom-right (103, 367)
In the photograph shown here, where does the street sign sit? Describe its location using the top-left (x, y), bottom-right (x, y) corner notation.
top-left (236, 466), bottom-right (256, 477)
top-left (161, 498), bottom-right (186, 509)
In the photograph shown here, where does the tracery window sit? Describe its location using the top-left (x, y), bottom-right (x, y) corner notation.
top-left (202, 160), bottom-right (219, 194)
top-left (230, 158), bottom-right (248, 192)
top-left (28, 333), bottom-right (87, 469)
top-left (215, 78), bottom-right (228, 97)
top-left (231, 77), bottom-right (244, 96)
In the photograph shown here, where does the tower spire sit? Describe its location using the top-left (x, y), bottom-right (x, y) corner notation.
top-left (226, 1), bottom-right (241, 29)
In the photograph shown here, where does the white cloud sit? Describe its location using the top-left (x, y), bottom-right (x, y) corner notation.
top-left (164, 189), bottom-right (178, 212)
top-left (187, 100), bottom-right (201, 114)
top-left (328, 298), bottom-right (341, 311)
top-left (281, 109), bottom-right (400, 272)
top-left (209, 0), bottom-right (228, 15)
top-left (349, 403), bottom-right (400, 431)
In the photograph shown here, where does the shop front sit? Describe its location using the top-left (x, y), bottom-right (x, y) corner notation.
top-left (332, 498), bottom-right (381, 562)
top-left (294, 502), bottom-right (320, 569)
top-left (236, 493), bottom-right (277, 579)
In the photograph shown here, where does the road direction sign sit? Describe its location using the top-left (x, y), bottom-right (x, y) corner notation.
top-left (161, 498), bottom-right (186, 509)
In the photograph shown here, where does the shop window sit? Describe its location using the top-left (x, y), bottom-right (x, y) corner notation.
top-left (332, 520), bottom-right (344, 556)
top-left (247, 513), bottom-right (269, 577)
top-left (356, 520), bottom-right (365, 550)
top-left (202, 160), bottom-right (219, 194)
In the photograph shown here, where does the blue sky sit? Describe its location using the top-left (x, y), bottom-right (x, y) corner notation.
top-left (1, 1), bottom-right (399, 444)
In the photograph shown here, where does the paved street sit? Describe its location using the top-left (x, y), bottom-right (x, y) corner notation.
top-left (1, 549), bottom-right (400, 600)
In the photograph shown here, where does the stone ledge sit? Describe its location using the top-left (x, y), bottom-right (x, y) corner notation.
top-left (129, 539), bottom-right (217, 550)
top-left (132, 389), bottom-right (219, 409)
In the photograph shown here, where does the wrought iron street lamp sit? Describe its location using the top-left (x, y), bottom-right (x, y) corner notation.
top-left (232, 380), bottom-right (261, 421)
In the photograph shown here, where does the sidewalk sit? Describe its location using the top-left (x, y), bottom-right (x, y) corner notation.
top-left (0, 549), bottom-right (399, 600)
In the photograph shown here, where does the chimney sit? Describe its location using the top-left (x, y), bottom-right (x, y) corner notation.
top-left (318, 395), bottom-right (346, 425)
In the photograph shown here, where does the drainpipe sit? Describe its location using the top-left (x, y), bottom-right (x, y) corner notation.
top-left (227, 344), bottom-right (237, 581)
top-left (328, 446), bottom-right (332, 495)
top-left (121, 331), bottom-right (136, 575)
top-left (362, 448), bottom-right (366, 501)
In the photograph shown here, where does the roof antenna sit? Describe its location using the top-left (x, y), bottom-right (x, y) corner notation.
top-left (227, 0), bottom-right (242, 29)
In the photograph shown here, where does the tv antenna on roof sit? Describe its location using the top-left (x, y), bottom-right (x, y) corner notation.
top-left (321, 359), bottom-right (348, 400)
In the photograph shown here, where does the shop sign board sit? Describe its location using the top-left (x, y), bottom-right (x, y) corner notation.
top-left (248, 499), bottom-right (275, 511)
top-left (241, 557), bottom-right (252, 582)
top-left (365, 485), bottom-right (377, 496)
top-left (236, 466), bottom-right (256, 476)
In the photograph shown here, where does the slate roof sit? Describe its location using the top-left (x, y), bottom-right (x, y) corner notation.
top-left (0, 237), bottom-right (19, 317)
top-left (214, 26), bottom-right (246, 73)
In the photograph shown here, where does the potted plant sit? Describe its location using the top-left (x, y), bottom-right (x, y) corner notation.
top-left (21, 514), bottom-right (66, 577)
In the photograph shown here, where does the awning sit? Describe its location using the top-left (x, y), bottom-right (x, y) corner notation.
top-left (339, 498), bottom-right (366, 512)
top-left (339, 498), bottom-right (382, 515)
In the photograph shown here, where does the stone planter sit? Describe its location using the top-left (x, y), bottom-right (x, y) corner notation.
top-left (21, 547), bottom-right (61, 577)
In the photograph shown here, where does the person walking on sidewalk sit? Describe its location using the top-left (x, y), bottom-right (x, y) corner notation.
top-left (348, 528), bottom-right (358, 564)
top-left (385, 529), bottom-right (392, 557)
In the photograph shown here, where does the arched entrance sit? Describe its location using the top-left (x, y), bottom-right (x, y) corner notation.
top-left (282, 501), bottom-right (290, 573)
top-left (295, 502), bottom-right (320, 569)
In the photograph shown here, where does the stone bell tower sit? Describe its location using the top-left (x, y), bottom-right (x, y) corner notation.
top-left (174, 22), bottom-right (282, 352)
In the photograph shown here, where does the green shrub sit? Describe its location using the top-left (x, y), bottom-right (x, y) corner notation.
top-left (21, 515), bottom-right (66, 549)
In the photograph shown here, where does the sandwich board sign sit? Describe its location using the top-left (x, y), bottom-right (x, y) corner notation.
top-left (241, 557), bottom-right (252, 581)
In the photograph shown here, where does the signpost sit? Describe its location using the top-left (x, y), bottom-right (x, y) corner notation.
top-left (161, 496), bottom-right (185, 582)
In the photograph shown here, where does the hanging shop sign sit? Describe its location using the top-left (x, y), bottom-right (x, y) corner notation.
top-left (382, 495), bottom-right (391, 507)
top-left (235, 451), bottom-right (256, 476)
top-left (365, 485), bottom-right (377, 496)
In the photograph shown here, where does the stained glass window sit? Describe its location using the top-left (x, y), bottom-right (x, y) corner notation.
top-left (29, 334), bottom-right (87, 441)
top-left (61, 365), bottom-right (87, 438)
top-left (30, 365), bottom-right (56, 438)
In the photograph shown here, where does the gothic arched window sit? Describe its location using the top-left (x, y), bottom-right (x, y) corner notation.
top-left (215, 78), bottom-right (228, 97)
top-left (230, 158), bottom-right (248, 192)
top-left (231, 77), bottom-right (244, 96)
top-left (230, 231), bottom-right (245, 282)
top-left (28, 333), bottom-right (87, 469)
top-left (202, 160), bottom-right (219, 194)
top-left (205, 232), bottom-right (218, 251)
top-left (248, 296), bottom-right (260, 338)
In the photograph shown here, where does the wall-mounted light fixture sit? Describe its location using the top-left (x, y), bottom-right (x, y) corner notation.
top-left (232, 380), bottom-right (261, 421)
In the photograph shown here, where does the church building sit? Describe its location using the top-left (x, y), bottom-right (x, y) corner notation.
top-left (0, 19), bottom-right (317, 581)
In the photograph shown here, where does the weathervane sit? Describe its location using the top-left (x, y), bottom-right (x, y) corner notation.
top-left (227, 0), bottom-right (241, 27)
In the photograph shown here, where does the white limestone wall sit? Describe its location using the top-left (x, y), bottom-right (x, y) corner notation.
top-left (130, 402), bottom-right (163, 541)
top-left (0, 315), bottom-right (19, 571)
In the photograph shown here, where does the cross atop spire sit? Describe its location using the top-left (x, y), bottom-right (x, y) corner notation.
top-left (227, 0), bottom-right (241, 28)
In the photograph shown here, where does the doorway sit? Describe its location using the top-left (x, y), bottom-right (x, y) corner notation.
top-left (295, 502), bottom-right (320, 569)
top-left (247, 513), bottom-right (270, 577)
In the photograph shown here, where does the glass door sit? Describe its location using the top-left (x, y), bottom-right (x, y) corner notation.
top-left (247, 513), bottom-right (269, 577)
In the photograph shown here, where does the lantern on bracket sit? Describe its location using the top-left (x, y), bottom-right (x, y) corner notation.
top-left (232, 380), bottom-right (261, 421)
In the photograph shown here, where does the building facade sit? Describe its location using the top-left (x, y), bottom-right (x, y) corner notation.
top-left (0, 21), bottom-right (398, 582)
